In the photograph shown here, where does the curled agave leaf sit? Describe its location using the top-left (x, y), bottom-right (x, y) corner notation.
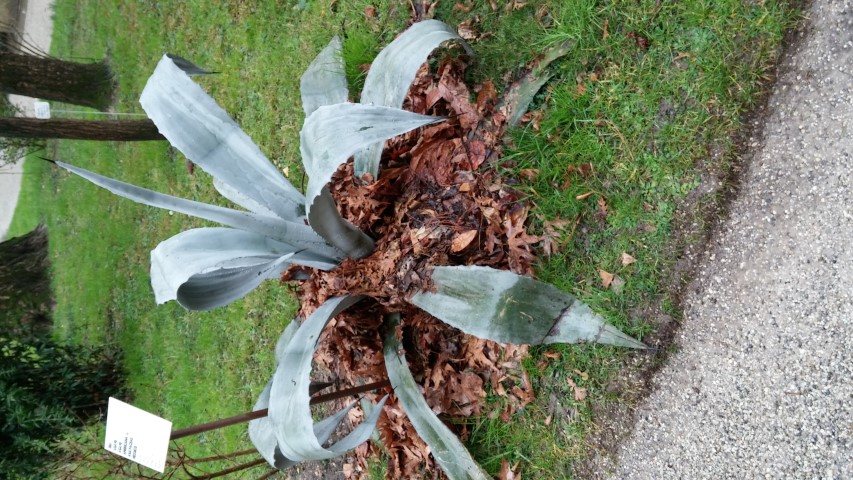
top-left (300, 103), bottom-right (441, 257)
top-left (273, 319), bottom-right (301, 365)
top-left (250, 381), bottom-right (361, 470)
top-left (301, 36), bottom-right (348, 117)
top-left (249, 381), bottom-right (292, 470)
top-left (150, 228), bottom-right (339, 310)
top-left (308, 188), bottom-right (375, 259)
top-left (356, 20), bottom-right (470, 178)
top-left (269, 296), bottom-right (389, 461)
top-left (140, 54), bottom-right (305, 220)
top-left (54, 160), bottom-right (338, 257)
top-left (410, 266), bottom-right (646, 348)
top-left (384, 314), bottom-right (491, 480)
top-left (252, 320), bottom-right (360, 470)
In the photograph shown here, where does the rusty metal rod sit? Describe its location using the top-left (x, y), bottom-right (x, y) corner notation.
top-left (169, 380), bottom-right (391, 440)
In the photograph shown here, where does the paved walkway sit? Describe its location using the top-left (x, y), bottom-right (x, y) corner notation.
top-left (609, 1), bottom-right (852, 478)
top-left (0, 0), bottom-right (54, 240)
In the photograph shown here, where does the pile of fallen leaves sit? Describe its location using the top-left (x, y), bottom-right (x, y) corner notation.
top-left (283, 54), bottom-right (548, 478)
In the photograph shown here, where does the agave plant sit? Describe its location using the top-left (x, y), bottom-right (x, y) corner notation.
top-left (57, 20), bottom-right (645, 478)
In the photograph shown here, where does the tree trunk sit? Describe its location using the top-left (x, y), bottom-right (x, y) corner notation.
top-left (0, 52), bottom-right (116, 110)
top-left (0, 223), bottom-right (52, 338)
top-left (0, 117), bottom-right (165, 141)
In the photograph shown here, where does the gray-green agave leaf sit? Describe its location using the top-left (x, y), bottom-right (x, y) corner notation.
top-left (269, 296), bottom-right (389, 461)
top-left (150, 228), bottom-right (339, 310)
top-left (54, 161), bottom-right (336, 256)
top-left (355, 19), bottom-right (469, 178)
top-left (249, 381), bottom-right (291, 470)
top-left (410, 266), bottom-right (646, 348)
top-left (141, 54), bottom-right (305, 220)
top-left (250, 380), bottom-right (361, 470)
top-left (253, 321), bottom-right (358, 470)
top-left (384, 314), bottom-right (491, 480)
top-left (301, 36), bottom-right (348, 117)
top-left (300, 103), bottom-right (442, 257)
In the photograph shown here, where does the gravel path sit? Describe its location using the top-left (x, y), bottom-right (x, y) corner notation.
top-left (609, 1), bottom-right (853, 478)
top-left (0, 0), bottom-right (54, 240)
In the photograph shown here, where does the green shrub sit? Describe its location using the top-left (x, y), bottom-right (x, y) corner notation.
top-left (0, 337), bottom-right (125, 478)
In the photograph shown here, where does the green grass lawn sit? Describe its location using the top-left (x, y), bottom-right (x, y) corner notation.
top-left (8, 0), bottom-right (796, 478)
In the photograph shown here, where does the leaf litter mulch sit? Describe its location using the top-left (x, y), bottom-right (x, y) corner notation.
top-left (283, 46), bottom-right (569, 478)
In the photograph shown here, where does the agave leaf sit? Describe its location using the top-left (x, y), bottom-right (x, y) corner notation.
top-left (300, 103), bottom-right (441, 257)
top-left (249, 381), bottom-right (293, 470)
top-left (301, 36), bottom-right (348, 117)
top-left (499, 41), bottom-right (573, 127)
top-left (384, 314), bottom-right (491, 480)
top-left (356, 20), bottom-right (469, 178)
top-left (410, 266), bottom-right (646, 348)
top-left (308, 188), bottom-right (375, 259)
top-left (274, 319), bottom-right (301, 365)
top-left (249, 319), bottom-right (360, 470)
top-left (150, 228), bottom-right (338, 310)
top-left (140, 54), bottom-right (305, 220)
top-left (301, 103), bottom-right (442, 210)
top-left (212, 177), bottom-right (279, 218)
top-left (270, 296), bottom-right (389, 461)
top-left (250, 382), bottom-right (361, 470)
top-left (169, 254), bottom-right (291, 311)
top-left (55, 161), bottom-right (339, 257)
top-left (165, 53), bottom-right (215, 76)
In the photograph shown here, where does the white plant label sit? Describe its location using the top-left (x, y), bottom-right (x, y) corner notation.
top-left (104, 397), bottom-right (172, 472)
top-left (33, 101), bottom-right (51, 119)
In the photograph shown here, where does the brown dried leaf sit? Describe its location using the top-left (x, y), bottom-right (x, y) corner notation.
top-left (451, 229), bottom-right (478, 252)
top-left (476, 80), bottom-right (498, 114)
top-left (498, 458), bottom-right (520, 480)
top-left (599, 269), bottom-right (614, 287)
top-left (453, 2), bottom-right (474, 13)
top-left (621, 251), bottom-right (637, 265)
top-left (597, 196), bottom-right (608, 215)
top-left (568, 378), bottom-right (588, 401)
top-left (464, 139), bottom-right (487, 170)
top-left (458, 19), bottom-right (480, 40)
top-left (576, 191), bottom-right (594, 201)
top-left (519, 109), bottom-right (544, 130)
top-left (517, 168), bottom-right (539, 179)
